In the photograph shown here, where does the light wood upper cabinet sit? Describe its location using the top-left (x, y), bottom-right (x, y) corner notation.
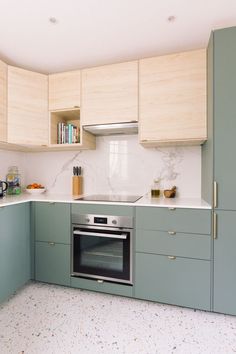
top-left (0, 60), bottom-right (7, 142)
top-left (8, 66), bottom-right (48, 145)
top-left (81, 61), bottom-right (138, 125)
top-left (49, 70), bottom-right (81, 111)
top-left (139, 49), bottom-right (207, 146)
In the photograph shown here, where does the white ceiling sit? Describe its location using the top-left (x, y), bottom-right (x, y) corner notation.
top-left (0, 0), bottom-right (236, 74)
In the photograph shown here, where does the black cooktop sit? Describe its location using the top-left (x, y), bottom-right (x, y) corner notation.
top-left (76, 194), bottom-right (142, 203)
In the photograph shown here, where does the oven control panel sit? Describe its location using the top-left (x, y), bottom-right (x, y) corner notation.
top-left (72, 213), bottom-right (133, 229)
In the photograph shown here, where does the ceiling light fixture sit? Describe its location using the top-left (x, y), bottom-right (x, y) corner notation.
top-left (49, 17), bottom-right (58, 24)
top-left (167, 16), bottom-right (176, 23)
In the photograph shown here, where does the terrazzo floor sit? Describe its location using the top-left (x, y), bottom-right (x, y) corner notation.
top-left (0, 282), bottom-right (236, 354)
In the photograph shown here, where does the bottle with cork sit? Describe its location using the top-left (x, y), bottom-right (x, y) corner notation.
top-left (72, 166), bottom-right (83, 196)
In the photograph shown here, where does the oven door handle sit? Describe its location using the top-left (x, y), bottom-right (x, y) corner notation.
top-left (73, 230), bottom-right (127, 239)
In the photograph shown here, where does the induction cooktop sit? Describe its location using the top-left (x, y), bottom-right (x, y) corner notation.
top-left (75, 194), bottom-right (142, 203)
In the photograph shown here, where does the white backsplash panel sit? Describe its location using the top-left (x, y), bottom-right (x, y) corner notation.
top-left (24, 135), bottom-right (201, 198)
top-left (0, 150), bottom-right (26, 185)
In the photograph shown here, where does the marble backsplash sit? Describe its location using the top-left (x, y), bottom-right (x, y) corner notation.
top-left (22, 135), bottom-right (202, 198)
top-left (0, 150), bottom-right (26, 185)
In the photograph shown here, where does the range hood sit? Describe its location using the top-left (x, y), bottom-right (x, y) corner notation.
top-left (83, 122), bottom-right (138, 136)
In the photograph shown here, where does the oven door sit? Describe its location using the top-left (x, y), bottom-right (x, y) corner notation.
top-left (72, 225), bottom-right (132, 284)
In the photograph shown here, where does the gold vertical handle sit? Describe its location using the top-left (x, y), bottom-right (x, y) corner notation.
top-left (213, 181), bottom-right (218, 208)
top-left (213, 212), bottom-right (217, 239)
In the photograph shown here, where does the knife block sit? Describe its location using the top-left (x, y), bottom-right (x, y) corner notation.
top-left (72, 176), bottom-right (83, 196)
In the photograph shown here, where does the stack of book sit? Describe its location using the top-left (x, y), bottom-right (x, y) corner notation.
top-left (57, 123), bottom-right (79, 144)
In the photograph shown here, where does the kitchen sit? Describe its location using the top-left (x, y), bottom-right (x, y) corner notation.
top-left (1, 1), bottom-right (236, 353)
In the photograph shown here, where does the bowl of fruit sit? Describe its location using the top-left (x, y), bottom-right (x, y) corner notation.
top-left (26, 183), bottom-right (46, 194)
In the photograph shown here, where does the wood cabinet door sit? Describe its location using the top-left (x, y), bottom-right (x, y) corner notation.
top-left (139, 49), bottom-right (207, 145)
top-left (8, 66), bottom-right (48, 145)
top-left (214, 210), bottom-right (236, 315)
top-left (81, 61), bottom-right (138, 125)
top-left (49, 70), bottom-right (81, 111)
top-left (0, 59), bottom-right (7, 142)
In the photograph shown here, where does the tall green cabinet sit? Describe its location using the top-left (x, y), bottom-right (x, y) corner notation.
top-left (0, 203), bottom-right (31, 303)
top-left (203, 27), bottom-right (236, 315)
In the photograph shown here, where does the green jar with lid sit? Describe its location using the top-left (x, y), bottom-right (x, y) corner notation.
top-left (6, 166), bottom-right (21, 195)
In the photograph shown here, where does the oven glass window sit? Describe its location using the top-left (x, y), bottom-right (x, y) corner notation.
top-left (73, 227), bottom-right (131, 282)
top-left (80, 237), bottom-right (123, 272)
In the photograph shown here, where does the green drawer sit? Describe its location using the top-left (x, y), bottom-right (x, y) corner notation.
top-left (35, 241), bottom-right (70, 286)
top-left (71, 276), bottom-right (133, 297)
top-left (136, 207), bottom-right (211, 235)
top-left (135, 253), bottom-right (210, 310)
top-left (72, 203), bottom-right (134, 217)
top-left (35, 202), bottom-right (71, 244)
top-left (136, 229), bottom-right (211, 260)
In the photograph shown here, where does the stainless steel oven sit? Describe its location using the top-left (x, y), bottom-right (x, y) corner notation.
top-left (71, 214), bottom-right (133, 284)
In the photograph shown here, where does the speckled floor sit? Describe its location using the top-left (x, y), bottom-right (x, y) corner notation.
top-left (0, 282), bottom-right (236, 354)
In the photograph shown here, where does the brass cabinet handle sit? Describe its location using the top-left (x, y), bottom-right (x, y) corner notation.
top-left (213, 212), bottom-right (217, 239)
top-left (168, 231), bottom-right (176, 235)
top-left (97, 279), bottom-right (104, 284)
top-left (167, 256), bottom-right (176, 260)
top-left (213, 181), bottom-right (218, 208)
top-left (168, 207), bottom-right (176, 211)
top-left (48, 242), bottom-right (55, 246)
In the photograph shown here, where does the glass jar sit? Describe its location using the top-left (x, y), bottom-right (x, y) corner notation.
top-left (6, 166), bottom-right (21, 195)
top-left (151, 179), bottom-right (161, 198)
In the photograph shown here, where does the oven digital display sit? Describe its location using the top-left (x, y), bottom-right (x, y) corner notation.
top-left (94, 217), bottom-right (108, 224)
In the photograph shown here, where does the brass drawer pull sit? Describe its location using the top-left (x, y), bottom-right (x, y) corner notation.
top-left (48, 242), bottom-right (55, 246)
top-left (168, 231), bottom-right (176, 235)
top-left (167, 256), bottom-right (176, 260)
top-left (97, 279), bottom-right (104, 284)
top-left (168, 207), bottom-right (176, 211)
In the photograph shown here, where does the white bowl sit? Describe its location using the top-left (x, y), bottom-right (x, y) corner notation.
top-left (26, 188), bottom-right (46, 195)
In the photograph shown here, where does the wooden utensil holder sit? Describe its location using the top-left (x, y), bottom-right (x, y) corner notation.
top-left (72, 176), bottom-right (83, 196)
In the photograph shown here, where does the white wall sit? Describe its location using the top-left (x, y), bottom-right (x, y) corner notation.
top-left (24, 135), bottom-right (201, 198)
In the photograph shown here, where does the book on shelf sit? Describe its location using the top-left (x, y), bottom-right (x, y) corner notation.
top-left (57, 123), bottom-right (80, 144)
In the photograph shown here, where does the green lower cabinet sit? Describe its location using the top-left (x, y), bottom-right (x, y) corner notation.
top-left (136, 229), bottom-right (211, 260)
top-left (0, 203), bottom-right (31, 303)
top-left (71, 277), bottom-right (133, 297)
top-left (35, 242), bottom-right (70, 286)
top-left (214, 211), bottom-right (236, 315)
top-left (135, 253), bottom-right (211, 310)
top-left (35, 202), bottom-right (71, 244)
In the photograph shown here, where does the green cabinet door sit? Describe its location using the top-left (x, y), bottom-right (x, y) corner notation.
top-left (136, 207), bottom-right (211, 234)
top-left (35, 202), bottom-right (71, 244)
top-left (135, 253), bottom-right (211, 310)
top-left (0, 203), bottom-right (31, 303)
top-left (214, 27), bottom-right (236, 210)
top-left (214, 210), bottom-right (236, 315)
top-left (35, 241), bottom-right (70, 286)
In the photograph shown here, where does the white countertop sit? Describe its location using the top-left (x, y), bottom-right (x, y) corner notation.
top-left (0, 192), bottom-right (211, 209)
